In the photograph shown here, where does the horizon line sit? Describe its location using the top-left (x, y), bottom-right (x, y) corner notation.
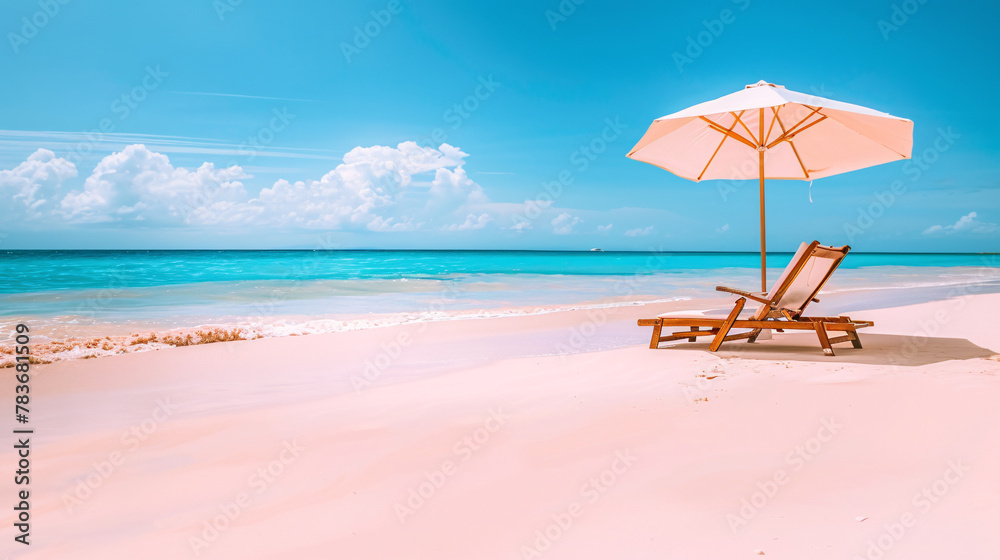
top-left (2, 249), bottom-right (997, 255)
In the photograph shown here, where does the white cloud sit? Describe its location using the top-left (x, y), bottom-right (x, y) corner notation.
top-left (244, 142), bottom-right (486, 230)
top-left (597, 223), bottom-right (613, 233)
top-left (444, 213), bottom-right (493, 231)
top-left (922, 212), bottom-right (998, 236)
top-left (625, 225), bottom-right (655, 237)
top-left (1, 142), bottom-right (596, 237)
top-left (716, 223), bottom-right (730, 233)
top-left (0, 149), bottom-right (77, 216)
top-left (367, 216), bottom-right (419, 232)
top-left (59, 144), bottom-right (249, 224)
top-left (551, 212), bottom-right (582, 235)
top-left (0, 141), bottom-right (497, 232)
top-left (425, 166), bottom-right (489, 215)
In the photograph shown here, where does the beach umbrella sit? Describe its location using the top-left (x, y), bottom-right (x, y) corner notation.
top-left (627, 80), bottom-right (913, 292)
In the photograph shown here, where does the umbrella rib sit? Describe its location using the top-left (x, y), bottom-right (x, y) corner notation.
top-left (766, 114), bottom-right (828, 149)
top-left (697, 110), bottom-right (745, 181)
top-left (784, 115), bottom-right (827, 142)
top-left (771, 107), bottom-right (824, 143)
top-left (699, 117), bottom-right (758, 150)
top-left (773, 112), bottom-right (810, 179)
top-left (764, 106), bottom-right (781, 145)
top-left (733, 113), bottom-right (760, 147)
top-left (787, 139), bottom-right (809, 179)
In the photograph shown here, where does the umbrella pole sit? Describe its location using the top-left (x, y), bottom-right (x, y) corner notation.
top-left (759, 149), bottom-right (766, 293)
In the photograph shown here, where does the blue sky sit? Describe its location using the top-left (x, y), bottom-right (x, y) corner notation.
top-left (0, 0), bottom-right (997, 251)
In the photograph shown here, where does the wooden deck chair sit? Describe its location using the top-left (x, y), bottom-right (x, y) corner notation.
top-left (638, 241), bottom-right (873, 356)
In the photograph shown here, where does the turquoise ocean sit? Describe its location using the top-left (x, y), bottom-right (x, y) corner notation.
top-left (2, 250), bottom-right (999, 344)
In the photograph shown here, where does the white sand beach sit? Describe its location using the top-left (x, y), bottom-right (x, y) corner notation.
top-left (3, 291), bottom-right (999, 559)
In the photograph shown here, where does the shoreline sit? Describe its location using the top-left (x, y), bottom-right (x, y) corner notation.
top-left (0, 296), bottom-right (691, 366)
top-left (4, 275), bottom-right (1000, 366)
top-left (9, 281), bottom-right (1000, 369)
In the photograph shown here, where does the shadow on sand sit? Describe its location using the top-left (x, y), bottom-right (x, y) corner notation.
top-left (667, 332), bottom-right (997, 367)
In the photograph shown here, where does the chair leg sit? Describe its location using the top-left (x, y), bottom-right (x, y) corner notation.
top-left (649, 320), bottom-right (663, 349)
top-left (710, 298), bottom-right (746, 352)
top-left (747, 329), bottom-right (762, 343)
top-left (688, 326), bottom-right (700, 342)
top-left (848, 326), bottom-right (863, 349)
top-left (813, 322), bottom-right (835, 356)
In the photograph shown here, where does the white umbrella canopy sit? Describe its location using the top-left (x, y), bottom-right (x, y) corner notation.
top-left (627, 80), bottom-right (913, 290)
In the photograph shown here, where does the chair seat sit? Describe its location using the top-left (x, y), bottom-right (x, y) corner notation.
top-left (656, 310), bottom-right (706, 319)
top-left (657, 307), bottom-right (762, 320)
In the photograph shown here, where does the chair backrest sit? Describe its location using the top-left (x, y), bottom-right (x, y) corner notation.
top-left (752, 241), bottom-right (850, 319)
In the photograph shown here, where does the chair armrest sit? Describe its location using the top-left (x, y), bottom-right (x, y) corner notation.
top-left (715, 286), bottom-right (772, 305)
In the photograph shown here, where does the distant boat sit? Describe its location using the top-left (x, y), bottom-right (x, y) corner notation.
top-left (590, 248), bottom-right (604, 252)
